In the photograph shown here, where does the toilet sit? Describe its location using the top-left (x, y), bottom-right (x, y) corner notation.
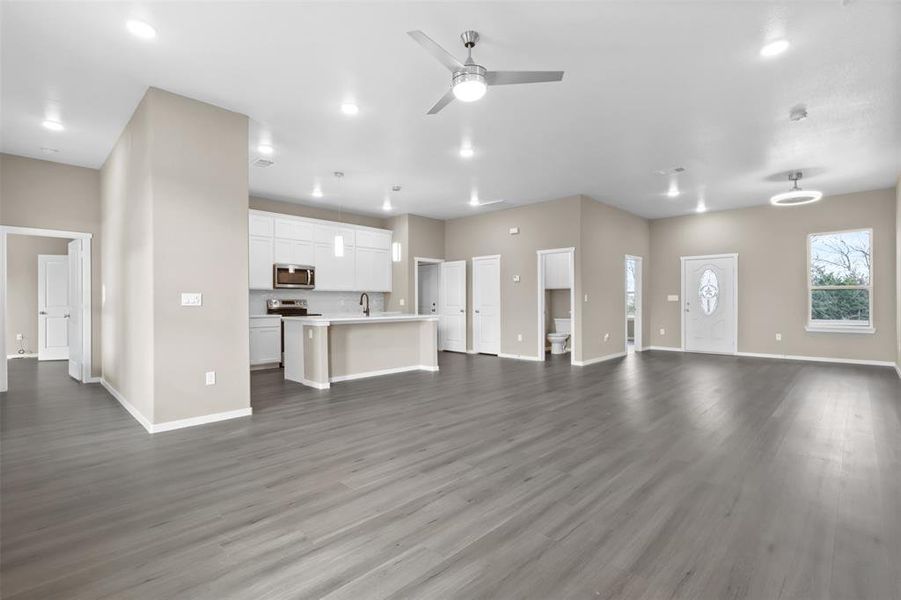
top-left (547, 318), bottom-right (571, 354)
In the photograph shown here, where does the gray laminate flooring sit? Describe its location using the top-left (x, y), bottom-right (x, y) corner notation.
top-left (2, 352), bottom-right (900, 599)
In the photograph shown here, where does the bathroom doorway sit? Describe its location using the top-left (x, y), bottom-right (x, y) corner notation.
top-left (536, 248), bottom-right (575, 364)
top-left (625, 255), bottom-right (642, 353)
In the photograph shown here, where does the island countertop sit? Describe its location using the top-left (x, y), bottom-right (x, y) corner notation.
top-left (282, 313), bottom-right (439, 326)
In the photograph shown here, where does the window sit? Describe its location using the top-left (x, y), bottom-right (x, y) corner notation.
top-left (625, 260), bottom-right (637, 317)
top-left (807, 229), bottom-right (873, 333)
top-left (698, 269), bottom-right (719, 316)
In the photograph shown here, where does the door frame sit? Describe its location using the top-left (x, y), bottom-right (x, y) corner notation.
top-left (625, 255), bottom-right (643, 352)
top-left (0, 226), bottom-right (93, 392)
top-left (413, 257), bottom-right (444, 315)
top-left (472, 254), bottom-right (501, 355)
top-left (536, 247), bottom-right (576, 365)
top-left (680, 253), bottom-right (738, 354)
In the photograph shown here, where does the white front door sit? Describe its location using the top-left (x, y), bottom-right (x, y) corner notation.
top-left (683, 255), bottom-right (737, 354)
top-left (473, 256), bottom-right (500, 355)
top-left (439, 260), bottom-right (467, 352)
top-left (67, 240), bottom-right (84, 380)
top-left (418, 263), bottom-right (439, 315)
top-left (38, 254), bottom-right (70, 361)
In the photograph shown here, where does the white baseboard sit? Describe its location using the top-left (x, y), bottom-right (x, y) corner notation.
top-left (329, 364), bottom-right (439, 383)
top-left (735, 351), bottom-right (897, 368)
top-left (101, 377), bottom-right (252, 433)
top-left (572, 351), bottom-right (627, 367)
top-left (151, 407), bottom-right (253, 433)
top-left (85, 375), bottom-right (101, 384)
top-left (498, 352), bottom-right (543, 362)
top-left (100, 378), bottom-right (154, 433)
top-left (895, 363), bottom-right (901, 379)
top-left (647, 345), bottom-right (683, 352)
top-left (297, 377), bottom-right (330, 389)
top-left (7, 353), bottom-right (37, 359)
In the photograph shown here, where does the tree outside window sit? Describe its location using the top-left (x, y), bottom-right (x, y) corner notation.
top-left (808, 229), bottom-right (872, 330)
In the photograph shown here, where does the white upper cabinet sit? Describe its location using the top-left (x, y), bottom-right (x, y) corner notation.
top-left (248, 211), bottom-right (392, 292)
top-left (544, 252), bottom-right (572, 289)
top-left (249, 213), bottom-right (274, 237)
top-left (249, 235), bottom-right (274, 290)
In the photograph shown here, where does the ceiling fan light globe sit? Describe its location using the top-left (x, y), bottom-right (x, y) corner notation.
top-left (453, 79), bottom-right (487, 102)
top-left (769, 190), bottom-right (823, 206)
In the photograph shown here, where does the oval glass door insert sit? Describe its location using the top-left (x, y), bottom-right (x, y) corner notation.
top-left (698, 269), bottom-right (719, 315)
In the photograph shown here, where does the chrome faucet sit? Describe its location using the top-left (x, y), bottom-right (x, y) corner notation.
top-left (359, 292), bottom-right (370, 317)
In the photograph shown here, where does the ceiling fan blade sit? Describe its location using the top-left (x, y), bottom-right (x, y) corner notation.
top-left (426, 89), bottom-right (456, 115)
top-left (486, 71), bottom-right (565, 86)
top-left (407, 30), bottom-right (464, 72)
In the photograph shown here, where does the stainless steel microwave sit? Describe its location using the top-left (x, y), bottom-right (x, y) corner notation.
top-left (273, 264), bottom-right (315, 289)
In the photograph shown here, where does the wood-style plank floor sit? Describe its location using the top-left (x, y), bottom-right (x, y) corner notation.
top-left (2, 352), bottom-right (900, 599)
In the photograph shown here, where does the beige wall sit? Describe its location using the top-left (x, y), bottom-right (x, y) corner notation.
top-left (101, 87), bottom-right (250, 425)
top-left (398, 215), bottom-right (445, 313)
top-left (5, 235), bottom-right (70, 355)
top-left (249, 196), bottom-right (386, 229)
top-left (445, 196), bottom-right (582, 358)
top-left (1, 154), bottom-right (102, 376)
top-left (385, 214), bottom-right (410, 312)
top-left (649, 188), bottom-right (897, 362)
top-left (579, 196), bottom-right (651, 360)
top-left (896, 178), bottom-right (900, 371)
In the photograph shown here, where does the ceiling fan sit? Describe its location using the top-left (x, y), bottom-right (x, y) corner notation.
top-left (407, 30), bottom-right (564, 115)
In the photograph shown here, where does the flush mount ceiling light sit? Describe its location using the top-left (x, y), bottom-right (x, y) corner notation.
top-left (760, 39), bottom-right (790, 57)
top-left (459, 146), bottom-right (474, 159)
top-left (42, 120), bottom-right (64, 131)
top-left (789, 104), bottom-right (808, 122)
top-left (770, 171), bottom-right (822, 206)
top-left (311, 187), bottom-right (323, 198)
top-left (257, 144), bottom-right (274, 155)
top-left (126, 19), bottom-right (157, 40)
top-left (407, 30), bottom-right (564, 114)
top-left (340, 103), bottom-right (359, 115)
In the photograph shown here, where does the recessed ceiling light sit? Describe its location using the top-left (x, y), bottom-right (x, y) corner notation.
top-left (312, 187), bottom-right (323, 198)
top-left (459, 146), bottom-right (475, 159)
top-left (382, 200), bottom-right (392, 211)
top-left (666, 185), bottom-right (680, 198)
top-left (469, 194), bottom-right (480, 207)
top-left (42, 120), bottom-right (64, 132)
top-left (760, 39), bottom-right (789, 57)
top-left (770, 171), bottom-right (822, 206)
top-left (340, 103), bottom-right (359, 115)
top-left (126, 19), bottom-right (157, 40)
top-left (696, 202), bottom-right (707, 213)
top-left (257, 144), bottom-right (274, 155)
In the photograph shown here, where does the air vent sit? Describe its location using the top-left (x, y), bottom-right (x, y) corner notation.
top-left (655, 166), bottom-right (686, 175)
top-left (253, 158), bottom-right (275, 168)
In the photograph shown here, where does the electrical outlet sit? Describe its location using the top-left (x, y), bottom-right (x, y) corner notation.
top-left (205, 371), bottom-right (216, 385)
top-left (775, 333), bottom-right (782, 341)
top-left (659, 328), bottom-right (666, 336)
top-left (667, 294), bottom-right (679, 302)
top-left (399, 298), bottom-right (405, 306)
top-left (16, 333), bottom-right (23, 341)
top-left (517, 333), bottom-right (523, 342)
top-left (584, 294), bottom-right (589, 302)
top-left (181, 292), bottom-right (202, 306)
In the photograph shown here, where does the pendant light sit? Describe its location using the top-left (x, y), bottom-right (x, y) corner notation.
top-left (334, 171), bottom-right (345, 256)
top-left (770, 171), bottom-right (823, 206)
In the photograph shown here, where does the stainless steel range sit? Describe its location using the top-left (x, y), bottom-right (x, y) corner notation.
top-left (266, 299), bottom-right (321, 365)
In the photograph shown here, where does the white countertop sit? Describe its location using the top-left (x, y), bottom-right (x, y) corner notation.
top-left (250, 314), bottom-right (280, 319)
top-left (283, 313), bottom-right (439, 325)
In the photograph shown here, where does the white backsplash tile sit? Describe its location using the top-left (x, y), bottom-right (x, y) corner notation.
top-left (249, 290), bottom-right (385, 316)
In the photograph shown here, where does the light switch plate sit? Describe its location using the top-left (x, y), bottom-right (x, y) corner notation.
top-left (775, 333), bottom-right (782, 341)
top-left (399, 298), bottom-right (405, 306)
top-left (517, 333), bottom-right (523, 342)
top-left (509, 227), bottom-right (520, 235)
top-left (308, 329), bottom-right (313, 339)
top-left (205, 371), bottom-right (216, 385)
top-left (659, 328), bottom-right (666, 336)
top-left (513, 275), bottom-right (521, 283)
top-left (181, 292), bottom-right (202, 306)
top-left (667, 294), bottom-right (679, 302)
top-left (584, 294), bottom-right (589, 302)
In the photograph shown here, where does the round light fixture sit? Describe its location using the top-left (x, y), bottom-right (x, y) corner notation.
top-left (257, 144), bottom-right (274, 155)
top-left (459, 146), bottom-right (475, 159)
top-left (341, 103), bottom-right (359, 115)
top-left (452, 66), bottom-right (488, 102)
top-left (42, 120), bottom-right (64, 132)
top-left (770, 171), bottom-right (822, 206)
top-left (126, 19), bottom-right (157, 40)
top-left (760, 39), bottom-right (789, 57)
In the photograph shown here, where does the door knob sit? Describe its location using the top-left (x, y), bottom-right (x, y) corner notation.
top-left (475, 310), bottom-right (480, 313)
top-left (39, 311), bottom-right (47, 315)
top-left (459, 309), bottom-right (464, 313)
top-left (64, 313), bottom-right (71, 318)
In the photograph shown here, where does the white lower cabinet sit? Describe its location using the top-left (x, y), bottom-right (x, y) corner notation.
top-left (249, 235), bottom-right (274, 290)
top-left (250, 319), bottom-right (281, 365)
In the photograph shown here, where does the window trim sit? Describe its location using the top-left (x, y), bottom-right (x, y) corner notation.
top-left (806, 227), bottom-right (874, 334)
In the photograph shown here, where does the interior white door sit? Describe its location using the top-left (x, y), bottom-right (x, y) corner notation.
top-left (473, 256), bottom-right (500, 355)
top-left (683, 255), bottom-right (736, 354)
top-left (418, 263), bottom-right (439, 315)
top-left (67, 240), bottom-right (84, 380)
top-left (38, 254), bottom-right (70, 361)
top-left (439, 260), bottom-right (467, 352)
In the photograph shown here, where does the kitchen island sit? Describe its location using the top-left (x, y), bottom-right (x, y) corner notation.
top-left (282, 314), bottom-right (439, 388)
